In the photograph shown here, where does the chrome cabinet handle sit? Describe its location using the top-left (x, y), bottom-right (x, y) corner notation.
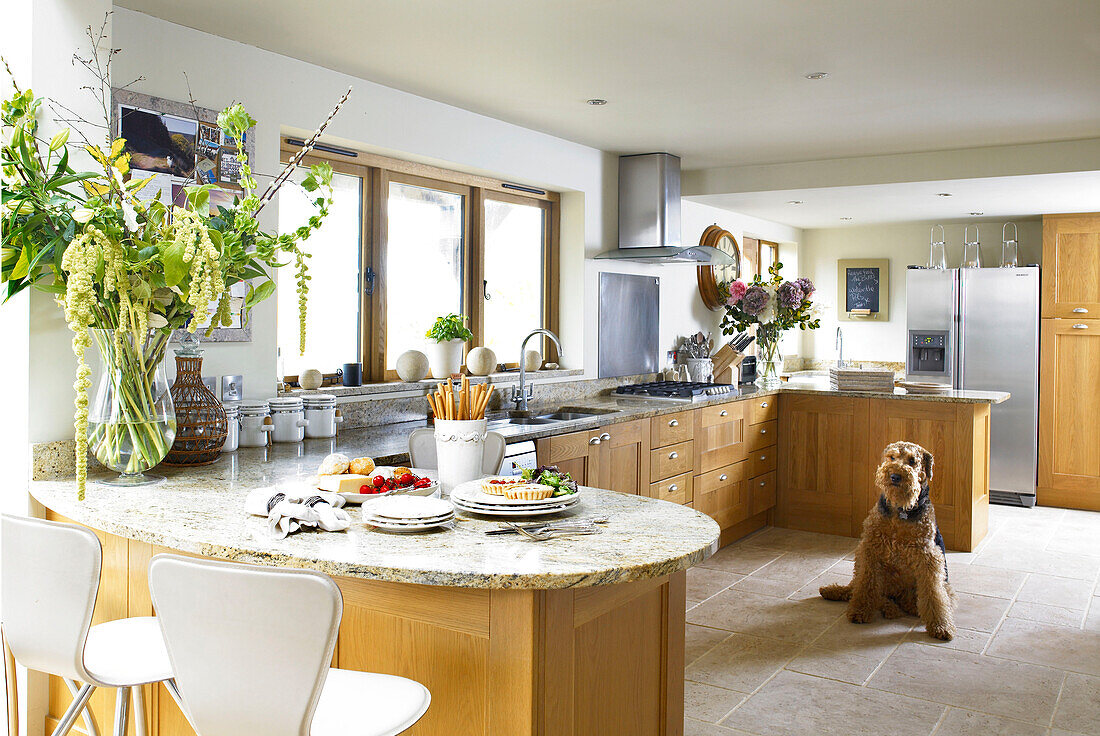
top-left (669, 451), bottom-right (679, 459)
top-left (589, 437), bottom-right (601, 445)
top-left (719, 474), bottom-right (728, 482)
top-left (1073, 324), bottom-right (1089, 329)
top-left (1073, 307), bottom-right (1088, 313)
top-left (669, 484), bottom-right (679, 492)
top-left (761, 401), bottom-right (769, 408)
top-left (719, 410), bottom-right (728, 417)
top-left (760, 481), bottom-right (766, 487)
top-left (760, 455), bottom-right (767, 461)
top-left (668, 419), bottom-right (679, 427)
top-left (760, 428), bottom-right (767, 434)
top-left (600, 432), bottom-right (611, 441)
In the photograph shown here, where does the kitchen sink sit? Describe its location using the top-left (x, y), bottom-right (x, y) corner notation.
top-left (486, 417), bottom-right (558, 428)
top-left (535, 411), bottom-right (602, 421)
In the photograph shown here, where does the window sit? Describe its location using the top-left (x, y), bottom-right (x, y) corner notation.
top-left (482, 195), bottom-right (547, 363)
top-left (385, 179), bottom-right (466, 368)
top-left (278, 145), bottom-right (559, 384)
top-left (277, 168), bottom-right (363, 377)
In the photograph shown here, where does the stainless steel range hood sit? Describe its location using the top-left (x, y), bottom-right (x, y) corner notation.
top-left (595, 153), bottom-right (734, 265)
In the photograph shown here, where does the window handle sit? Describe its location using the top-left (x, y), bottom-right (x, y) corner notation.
top-left (363, 266), bottom-right (376, 296)
top-left (483, 279), bottom-right (491, 301)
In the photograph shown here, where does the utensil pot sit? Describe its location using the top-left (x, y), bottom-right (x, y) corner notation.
top-left (434, 418), bottom-right (488, 493)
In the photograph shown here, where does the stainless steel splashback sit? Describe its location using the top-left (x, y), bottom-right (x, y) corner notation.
top-left (599, 272), bottom-right (659, 378)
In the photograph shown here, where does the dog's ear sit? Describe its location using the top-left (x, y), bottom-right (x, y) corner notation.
top-left (922, 450), bottom-right (934, 482)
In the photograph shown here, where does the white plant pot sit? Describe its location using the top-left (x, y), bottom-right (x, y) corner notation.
top-left (434, 418), bottom-right (488, 493)
top-left (427, 338), bottom-right (465, 378)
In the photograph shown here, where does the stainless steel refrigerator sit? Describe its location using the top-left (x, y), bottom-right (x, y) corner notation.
top-left (905, 266), bottom-right (1040, 506)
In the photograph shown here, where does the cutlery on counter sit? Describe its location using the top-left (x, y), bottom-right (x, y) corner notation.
top-left (485, 517), bottom-right (609, 537)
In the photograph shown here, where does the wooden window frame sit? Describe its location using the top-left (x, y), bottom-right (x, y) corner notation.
top-left (280, 144), bottom-right (560, 383)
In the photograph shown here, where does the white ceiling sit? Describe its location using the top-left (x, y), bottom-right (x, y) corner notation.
top-left (688, 171), bottom-right (1100, 229)
top-left (116, 0), bottom-right (1100, 170)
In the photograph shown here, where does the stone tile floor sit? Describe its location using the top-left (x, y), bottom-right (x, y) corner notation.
top-left (684, 504), bottom-right (1100, 735)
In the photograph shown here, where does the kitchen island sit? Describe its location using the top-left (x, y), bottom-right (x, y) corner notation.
top-left (30, 461), bottom-right (719, 736)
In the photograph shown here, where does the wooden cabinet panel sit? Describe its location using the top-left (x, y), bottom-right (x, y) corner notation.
top-left (1039, 318), bottom-right (1100, 509)
top-left (649, 471), bottom-right (693, 505)
top-left (694, 402), bottom-right (746, 474)
top-left (604, 419), bottom-right (651, 496)
top-left (1042, 214), bottom-right (1100, 318)
top-left (747, 420), bottom-right (777, 451)
top-left (694, 461), bottom-right (749, 529)
top-left (537, 429), bottom-right (604, 487)
top-left (776, 394), bottom-right (869, 537)
top-left (750, 471), bottom-right (776, 516)
top-left (697, 403), bottom-right (738, 429)
top-left (650, 440), bottom-right (695, 481)
top-left (748, 446), bottom-right (777, 478)
top-left (650, 410), bottom-right (694, 448)
top-left (748, 396), bottom-right (778, 425)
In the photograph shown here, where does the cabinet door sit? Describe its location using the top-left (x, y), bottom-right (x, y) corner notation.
top-left (1043, 214), bottom-right (1100, 318)
top-left (776, 394), bottom-right (869, 537)
top-left (537, 429), bottom-right (605, 487)
top-left (695, 461), bottom-right (748, 529)
top-left (603, 419), bottom-right (651, 495)
top-left (1039, 319), bottom-right (1100, 509)
top-left (694, 402), bottom-right (746, 474)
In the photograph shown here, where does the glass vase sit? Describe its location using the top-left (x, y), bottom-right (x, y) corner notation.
top-left (755, 328), bottom-right (784, 389)
top-left (88, 329), bottom-right (175, 486)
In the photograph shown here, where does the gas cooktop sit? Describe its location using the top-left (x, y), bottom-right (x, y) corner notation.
top-left (614, 381), bottom-right (737, 403)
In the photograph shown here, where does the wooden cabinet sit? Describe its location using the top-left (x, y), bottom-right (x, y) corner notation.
top-left (650, 440), bottom-right (695, 481)
top-left (1039, 318), bottom-right (1100, 510)
top-left (650, 410), bottom-right (693, 447)
top-left (694, 402), bottom-right (746, 474)
top-left (537, 428), bottom-right (605, 486)
top-left (694, 462), bottom-right (748, 530)
top-left (650, 471), bottom-right (693, 505)
top-left (1042, 213), bottom-right (1100, 319)
top-left (603, 419), bottom-right (650, 496)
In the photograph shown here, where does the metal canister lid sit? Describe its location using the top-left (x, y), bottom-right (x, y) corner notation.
top-left (302, 393), bottom-right (337, 408)
top-left (239, 399), bottom-right (269, 416)
top-left (268, 395), bottom-right (304, 412)
top-left (221, 400), bottom-right (241, 417)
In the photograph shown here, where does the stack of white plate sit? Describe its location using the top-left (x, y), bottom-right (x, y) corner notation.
top-left (362, 496), bottom-right (455, 532)
top-left (450, 481), bottom-right (581, 517)
top-left (896, 380), bottom-right (952, 395)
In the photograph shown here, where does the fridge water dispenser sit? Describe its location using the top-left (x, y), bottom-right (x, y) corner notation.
top-left (909, 331), bottom-right (949, 374)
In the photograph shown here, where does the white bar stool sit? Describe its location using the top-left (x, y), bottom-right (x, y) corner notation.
top-left (408, 427), bottom-right (506, 474)
top-left (1, 514), bottom-right (173, 736)
top-left (147, 554), bottom-right (430, 736)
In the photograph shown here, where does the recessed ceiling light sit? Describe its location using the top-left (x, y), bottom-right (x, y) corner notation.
top-left (969, 212), bottom-right (984, 216)
top-left (840, 217), bottom-right (853, 221)
top-left (787, 200), bottom-right (803, 205)
top-left (586, 98), bottom-right (608, 106)
top-left (804, 72), bottom-right (830, 80)
top-left (936, 193), bottom-right (952, 197)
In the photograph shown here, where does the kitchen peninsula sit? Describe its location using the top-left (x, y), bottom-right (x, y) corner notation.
top-left (28, 383), bottom-right (1006, 736)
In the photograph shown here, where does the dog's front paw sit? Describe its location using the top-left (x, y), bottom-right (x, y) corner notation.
top-left (847, 608), bottom-right (875, 624)
top-left (882, 600), bottom-right (905, 619)
top-left (927, 623), bottom-right (955, 641)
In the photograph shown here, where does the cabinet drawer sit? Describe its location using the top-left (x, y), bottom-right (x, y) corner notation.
top-left (650, 471), bottom-right (692, 505)
top-left (695, 462), bottom-right (749, 529)
top-left (698, 402), bottom-right (741, 428)
top-left (751, 471), bottom-right (776, 515)
top-left (749, 446), bottom-right (777, 477)
top-left (749, 397), bottom-right (777, 425)
top-left (747, 420), bottom-right (777, 451)
top-left (695, 460), bottom-right (747, 496)
top-left (651, 440), bottom-right (695, 481)
top-left (651, 411), bottom-right (694, 447)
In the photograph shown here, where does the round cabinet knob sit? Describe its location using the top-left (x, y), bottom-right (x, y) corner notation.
top-left (760, 428), bottom-right (767, 434)
top-left (669, 484), bottom-right (679, 492)
top-left (669, 451), bottom-right (679, 459)
top-left (719, 474), bottom-right (728, 482)
top-left (1073, 307), bottom-right (1089, 313)
top-left (600, 432), bottom-right (611, 441)
top-left (760, 481), bottom-right (766, 487)
top-left (668, 419), bottom-right (679, 427)
top-left (589, 437), bottom-right (601, 445)
top-left (761, 402), bottom-right (769, 408)
top-left (1073, 324), bottom-right (1089, 329)
top-left (760, 455), bottom-right (767, 461)
top-left (719, 410), bottom-right (728, 417)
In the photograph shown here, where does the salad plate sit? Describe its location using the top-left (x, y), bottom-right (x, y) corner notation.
top-left (337, 467), bottom-right (438, 504)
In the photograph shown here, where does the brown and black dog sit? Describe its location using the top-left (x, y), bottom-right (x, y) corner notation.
top-left (820, 441), bottom-right (957, 640)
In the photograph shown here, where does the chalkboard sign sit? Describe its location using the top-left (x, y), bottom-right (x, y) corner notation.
top-left (845, 267), bottom-right (880, 311)
top-left (837, 259), bottom-right (890, 321)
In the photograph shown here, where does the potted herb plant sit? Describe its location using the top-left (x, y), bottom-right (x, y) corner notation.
top-left (425, 313), bottom-right (473, 378)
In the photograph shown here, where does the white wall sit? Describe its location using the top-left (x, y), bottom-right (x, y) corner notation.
top-left (799, 218), bottom-right (1042, 363)
top-left (581, 199), bottom-right (802, 375)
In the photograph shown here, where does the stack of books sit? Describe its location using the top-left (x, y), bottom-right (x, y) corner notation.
top-left (828, 368), bottom-right (896, 392)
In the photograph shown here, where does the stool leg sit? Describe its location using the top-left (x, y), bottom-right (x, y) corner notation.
top-left (132, 685), bottom-right (148, 736)
top-left (64, 678), bottom-right (100, 736)
top-left (49, 683), bottom-right (94, 736)
top-left (113, 686), bottom-right (130, 736)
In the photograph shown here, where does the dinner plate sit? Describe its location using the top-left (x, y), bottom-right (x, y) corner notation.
top-left (451, 480), bottom-right (572, 506)
top-left (363, 496), bottom-right (454, 521)
top-left (452, 494), bottom-right (580, 518)
top-left (364, 515), bottom-right (455, 532)
top-left (337, 467), bottom-right (439, 504)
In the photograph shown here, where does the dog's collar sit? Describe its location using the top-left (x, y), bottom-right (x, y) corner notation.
top-left (878, 483), bottom-right (931, 522)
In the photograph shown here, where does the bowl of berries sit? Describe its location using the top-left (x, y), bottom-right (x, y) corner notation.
top-left (332, 466), bottom-right (438, 504)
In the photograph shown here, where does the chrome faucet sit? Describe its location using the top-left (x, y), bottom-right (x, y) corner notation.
top-left (836, 327), bottom-right (847, 369)
top-left (512, 329), bottom-right (563, 412)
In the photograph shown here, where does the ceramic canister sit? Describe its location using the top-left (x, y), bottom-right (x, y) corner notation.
top-left (221, 401), bottom-right (240, 452)
top-left (434, 418), bottom-right (488, 493)
top-left (268, 396), bottom-right (309, 443)
top-left (303, 394), bottom-right (341, 438)
top-left (238, 400), bottom-right (273, 447)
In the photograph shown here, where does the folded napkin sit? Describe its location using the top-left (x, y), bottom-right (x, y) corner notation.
top-left (245, 487), bottom-right (351, 539)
